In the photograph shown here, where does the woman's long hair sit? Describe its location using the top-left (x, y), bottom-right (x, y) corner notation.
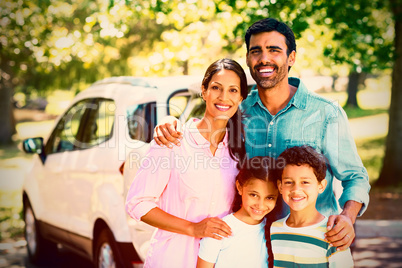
top-left (201, 58), bottom-right (248, 162)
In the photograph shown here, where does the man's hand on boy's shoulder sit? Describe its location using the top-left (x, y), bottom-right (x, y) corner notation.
top-left (324, 214), bottom-right (354, 251)
top-left (324, 200), bottom-right (362, 251)
top-left (153, 116), bottom-right (183, 148)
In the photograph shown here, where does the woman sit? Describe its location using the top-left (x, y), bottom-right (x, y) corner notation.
top-left (125, 58), bottom-right (248, 267)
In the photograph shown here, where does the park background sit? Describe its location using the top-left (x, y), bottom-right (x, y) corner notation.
top-left (0, 0), bottom-right (401, 267)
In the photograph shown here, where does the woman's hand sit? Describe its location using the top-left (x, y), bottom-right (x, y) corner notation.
top-left (141, 208), bottom-right (231, 240)
top-left (192, 217), bottom-right (232, 240)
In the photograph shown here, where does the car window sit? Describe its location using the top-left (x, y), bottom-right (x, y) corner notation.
top-left (83, 99), bottom-right (115, 147)
top-left (127, 102), bottom-right (156, 142)
top-left (168, 91), bottom-right (191, 118)
top-left (45, 99), bottom-right (94, 154)
top-left (187, 95), bottom-right (205, 119)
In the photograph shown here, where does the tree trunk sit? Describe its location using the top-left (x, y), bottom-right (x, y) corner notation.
top-left (0, 49), bottom-right (17, 144)
top-left (377, 1), bottom-right (402, 187)
top-left (0, 85), bottom-right (15, 144)
top-left (346, 72), bottom-right (359, 107)
top-left (331, 75), bottom-right (338, 91)
top-left (182, 60), bottom-right (189, 75)
top-left (345, 72), bottom-right (366, 108)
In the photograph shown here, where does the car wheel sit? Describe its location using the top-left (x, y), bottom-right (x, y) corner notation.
top-left (24, 201), bottom-right (58, 264)
top-left (94, 228), bottom-right (127, 268)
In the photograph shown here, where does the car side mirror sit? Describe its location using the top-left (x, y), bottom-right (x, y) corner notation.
top-left (22, 137), bottom-right (44, 154)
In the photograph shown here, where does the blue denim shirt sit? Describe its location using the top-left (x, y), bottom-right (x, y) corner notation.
top-left (240, 77), bottom-right (370, 218)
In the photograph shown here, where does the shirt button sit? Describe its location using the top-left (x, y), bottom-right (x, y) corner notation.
top-left (268, 144), bottom-right (272, 147)
top-left (270, 121), bottom-right (274, 125)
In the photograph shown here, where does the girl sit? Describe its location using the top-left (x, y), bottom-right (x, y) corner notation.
top-left (197, 156), bottom-right (279, 268)
top-left (125, 58), bottom-right (248, 267)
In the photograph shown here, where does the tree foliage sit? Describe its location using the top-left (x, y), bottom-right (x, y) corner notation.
top-left (318, 1), bottom-right (394, 73)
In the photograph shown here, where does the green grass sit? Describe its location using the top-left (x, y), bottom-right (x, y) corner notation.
top-left (0, 143), bottom-right (27, 160)
top-left (0, 207), bottom-right (24, 241)
top-left (342, 107), bottom-right (388, 119)
top-left (0, 138), bottom-right (32, 241)
top-left (355, 137), bottom-right (386, 185)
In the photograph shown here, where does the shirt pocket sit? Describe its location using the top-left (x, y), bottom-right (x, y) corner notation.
top-left (284, 139), bottom-right (321, 152)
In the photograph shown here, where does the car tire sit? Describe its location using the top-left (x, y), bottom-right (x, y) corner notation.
top-left (24, 200), bottom-right (58, 264)
top-left (94, 228), bottom-right (129, 268)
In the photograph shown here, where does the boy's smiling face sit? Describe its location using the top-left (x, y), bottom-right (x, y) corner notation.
top-left (278, 164), bottom-right (327, 213)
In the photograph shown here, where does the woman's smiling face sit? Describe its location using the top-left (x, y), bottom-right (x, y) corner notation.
top-left (202, 69), bottom-right (243, 121)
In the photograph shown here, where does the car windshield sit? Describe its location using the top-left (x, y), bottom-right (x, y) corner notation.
top-left (127, 102), bottom-right (156, 142)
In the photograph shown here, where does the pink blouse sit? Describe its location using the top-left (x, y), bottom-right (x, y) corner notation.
top-left (125, 118), bottom-right (239, 267)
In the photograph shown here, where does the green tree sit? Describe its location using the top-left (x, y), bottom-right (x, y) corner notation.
top-left (122, 0), bottom-right (244, 77)
top-left (2, 0), bottom-right (252, 145)
top-left (0, 0), bottom-right (177, 144)
top-left (317, 1), bottom-right (393, 108)
top-left (0, 0), bottom-right (50, 144)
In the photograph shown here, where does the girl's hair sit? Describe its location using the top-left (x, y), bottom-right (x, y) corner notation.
top-left (202, 58), bottom-right (248, 162)
top-left (231, 156), bottom-right (278, 212)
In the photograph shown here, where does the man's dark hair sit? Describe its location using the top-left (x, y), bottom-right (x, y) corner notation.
top-left (245, 18), bottom-right (296, 56)
top-left (277, 145), bottom-right (327, 182)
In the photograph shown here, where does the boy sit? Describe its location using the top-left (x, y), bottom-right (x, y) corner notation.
top-left (271, 145), bottom-right (354, 267)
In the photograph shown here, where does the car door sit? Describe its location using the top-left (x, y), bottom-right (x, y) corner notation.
top-left (65, 98), bottom-right (116, 247)
top-left (39, 98), bottom-right (94, 241)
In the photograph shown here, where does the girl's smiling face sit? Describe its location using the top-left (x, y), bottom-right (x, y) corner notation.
top-left (202, 69), bottom-right (243, 121)
top-left (235, 178), bottom-right (278, 225)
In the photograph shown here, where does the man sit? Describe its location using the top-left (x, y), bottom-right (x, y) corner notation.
top-left (153, 18), bottom-right (370, 251)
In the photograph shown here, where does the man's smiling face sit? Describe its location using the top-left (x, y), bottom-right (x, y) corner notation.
top-left (246, 31), bottom-right (295, 91)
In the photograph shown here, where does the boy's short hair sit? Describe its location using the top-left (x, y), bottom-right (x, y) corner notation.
top-left (277, 145), bottom-right (327, 182)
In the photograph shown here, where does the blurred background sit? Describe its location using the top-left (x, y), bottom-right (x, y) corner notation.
top-left (0, 0), bottom-right (401, 267)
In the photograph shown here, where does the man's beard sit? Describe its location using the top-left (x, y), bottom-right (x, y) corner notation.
top-left (250, 63), bottom-right (288, 90)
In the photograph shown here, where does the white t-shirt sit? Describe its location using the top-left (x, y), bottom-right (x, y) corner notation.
top-left (198, 213), bottom-right (268, 268)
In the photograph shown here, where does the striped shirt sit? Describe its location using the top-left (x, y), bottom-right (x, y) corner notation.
top-left (270, 215), bottom-right (354, 268)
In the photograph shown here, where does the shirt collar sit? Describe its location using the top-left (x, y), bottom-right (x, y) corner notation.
top-left (185, 118), bottom-right (229, 148)
top-left (288, 77), bottom-right (307, 110)
top-left (245, 77), bottom-right (308, 111)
